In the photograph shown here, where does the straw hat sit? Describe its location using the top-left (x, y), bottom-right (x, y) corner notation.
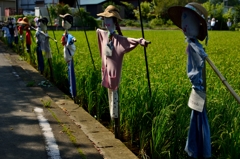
top-left (168, 2), bottom-right (208, 41)
top-left (97, 5), bottom-right (122, 21)
top-left (18, 17), bottom-right (29, 25)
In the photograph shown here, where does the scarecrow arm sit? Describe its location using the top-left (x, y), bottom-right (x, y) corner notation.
top-left (121, 37), bottom-right (149, 54)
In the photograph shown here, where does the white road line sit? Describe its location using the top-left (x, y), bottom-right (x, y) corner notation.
top-left (34, 107), bottom-right (61, 159)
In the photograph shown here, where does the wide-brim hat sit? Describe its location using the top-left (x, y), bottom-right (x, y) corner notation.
top-left (168, 2), bottom-right (208, 41)
top-left (59, 13), bottom-right (73, 24)
top-left (38, 17), bottom-right (48, 25)
top-left (97, 5), bottom-right (122, 21)
top-left (18, 17), bottom-right (29, 25)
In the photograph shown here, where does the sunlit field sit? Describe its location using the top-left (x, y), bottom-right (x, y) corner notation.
top-left (5, 29), bottom-right (240, 158)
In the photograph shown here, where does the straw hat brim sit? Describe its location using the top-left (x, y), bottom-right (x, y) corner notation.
top-left (97, 12), bottom-right (122, 21)
top-left (168, 6), bottom-right (207, 41)
top-left (18, 19), bottom-right (29, 25)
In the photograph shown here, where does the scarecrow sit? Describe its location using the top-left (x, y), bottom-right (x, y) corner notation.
top-left (18, 17), bottom-right (32, 54)
top-left (33, 17), bottom-right (52, 75)
top-left (96, 5), bottom-right (150, 120)
top-left (168, 2), bottom-right (211, 158)
top-left (17, 18), bottom-right (24, 53)
top-left (12, 18), bottom-right (19, 48)
top-left (60, 13), bottom-right (77, 101)
top-left (1, 21), bottom-right (10, 42)
top-left (6, 17), bottom-right (15, 47)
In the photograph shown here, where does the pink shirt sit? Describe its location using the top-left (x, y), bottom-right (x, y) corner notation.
top-left (97, 29), bottom-right (147, 90)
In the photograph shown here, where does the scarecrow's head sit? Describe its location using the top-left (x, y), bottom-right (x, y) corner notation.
top-left (39, 17), bottom-right (48, 31)
top-left (168, 2), bottom-right (208, 41)
top-left (34, 17), bottom-right (48, 31)
top-left (59, 13), bottom-right (73, 30)
top-left (97, 5), bottom-right (122, 32)
top-left (18, 17), bottom-right (30, 30)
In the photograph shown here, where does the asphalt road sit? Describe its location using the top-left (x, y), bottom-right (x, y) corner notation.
top-left (0, 41), bottom-right (103, 159)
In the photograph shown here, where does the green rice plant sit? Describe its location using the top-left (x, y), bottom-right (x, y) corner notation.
top-left (41, 99), bottom-right (51, 108)
top-left (26, 80), bottom-right (36, 87)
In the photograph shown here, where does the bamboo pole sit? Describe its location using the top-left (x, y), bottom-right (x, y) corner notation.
top-left (206, 57), bottom-right (240, 104)
top-left (76, 0), bottom-right (96, 71)
top-left (46, 6), bottom-right (60, 54)
top-left (137, 0), bottom-right (152, 97)
top-left (30, 26), bottom-right (57, 42)
top-left (203, 60), bottom-right (207, 110)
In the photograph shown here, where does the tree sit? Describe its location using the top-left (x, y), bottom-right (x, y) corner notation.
top-left (234, 5), bottom-right (240, 22)
top-left (73, 7), bottom-right (98, 29)
top-left (121, 1), bottom-right (135, 19)
top-left (210, 0), bottom-right (240, 6)
top-left (48, 3), bottom-right (71, 19)
top-left (133, 1), bottom-right (153, 21)
top-left (153, 0), bottom-right (198, 18)
top-left (102, 0), bottom-right (121, 11)
top-left (223, 6), bottom-right (234, 19)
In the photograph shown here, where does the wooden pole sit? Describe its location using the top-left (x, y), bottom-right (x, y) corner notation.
top-left (114, 89), bottom-right (120, 139)
top-left (206, 57), bottom-right (240, 104)
top-left (203, 58), bottom-right (207, 111)
top-left (137, 0), bottom-right (151, 97)
top-left (76, 0), bottom-right (96, 71)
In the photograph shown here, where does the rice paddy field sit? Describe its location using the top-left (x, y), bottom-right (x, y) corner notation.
top-left (7, 29), bottom-right (240, 158)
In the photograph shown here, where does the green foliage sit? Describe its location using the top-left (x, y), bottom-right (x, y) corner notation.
top-left (149, 18), bottom-right (164, 28)
top-left (210, 0), bottom-right (240, 6)
top-left (203, 2), bottom-right (230, 30)
top-left (47, 3), bottom-right (71, 27)
top-left (41, 99), bottom-right (52, 108)
top-left (48, 3), bottom-right (71, 18)
top-left (153, 0), bottom-right (177, 18)
top-left (214, 3), bottom-right (225, 18)
top-left (74, 8), bottom-right (98, 29)
top-left (234, 5), bottom-right (240, 22)
top-left (223, 7), bottom-right (234, 20)
top-left (48, 4), bottom-right (58, 19)
top-left (26, 81), bottom-right (36, 87)
top-left (56, 3), bottom-right (71, 15)
top-left (202, 1), bottom-right (215, 15)
top-left (121, 1), bottom-right (136, 20)
top-left (102, 1), bottom-right (120, 11)
top-left (133, 1), bottom-right (153, 21)
top-left (166, 19), bottom-right (173, 26)
top-left (120, 19), bottom-right (145, 28)
top-left (152, 0), bottom-right (192, 18)
top-left (120, 19), bottom-right (135, 26)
